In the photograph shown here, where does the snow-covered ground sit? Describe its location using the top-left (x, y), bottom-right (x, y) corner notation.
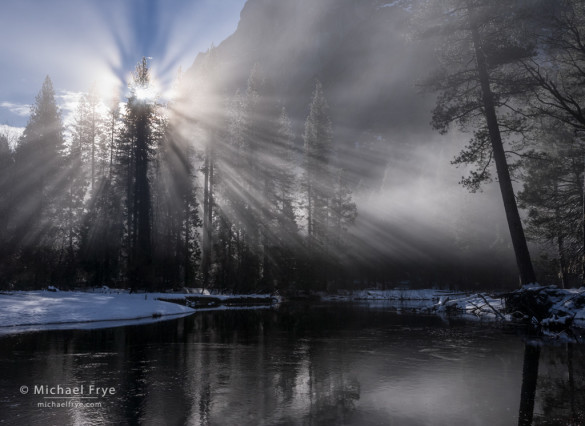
top-left (506, 285), bottom-right (585, 329)
top-left (2, 286), bottom-right (584, 337)
top-left (0, 291), bottom-right (196, 335)
top-left (436, 286), bottom-right (585, 329)
top-left (0, 289), bottom-right (280, 335)
top-left (320, 288), bottom-right (460, 302)
top-left (432, 293), bottom-right (508, 321)
top-left (321, 286), bottom-right (585, 334)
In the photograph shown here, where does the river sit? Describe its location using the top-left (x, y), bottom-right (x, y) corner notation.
top-left (0, 302), bottom-right (583, 425)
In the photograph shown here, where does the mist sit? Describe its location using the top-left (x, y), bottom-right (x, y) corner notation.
top-left (177, 0), bottom-right (520, 287)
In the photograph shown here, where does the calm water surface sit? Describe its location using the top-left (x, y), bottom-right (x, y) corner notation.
top-left (0, 302), bottom-right (583, 425)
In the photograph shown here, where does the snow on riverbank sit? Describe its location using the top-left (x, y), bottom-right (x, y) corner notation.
top-left (432, 293), bottom-right (508, 321)
top-left (422, 286), bottom-right (585, 333)
top-left (0, 289), bottom-right (281, 335)
top-left (320, 288), bottom-right (462, 302)
top-left (320, 289), bottom-right (506, 320)
top-left (321, 286), bottom-right (585, 332)
top-left (505, 285), bottom-right (585, 329)
top-left (2, 286), bottom-right (583, 337)
top-left (0, 291), bottom-right (196, 334)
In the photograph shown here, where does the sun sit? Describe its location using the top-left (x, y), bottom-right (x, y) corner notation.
top-left (128, 58), bottom-right (166, 104)
top-left (135, 85), bottom-right (155, 102)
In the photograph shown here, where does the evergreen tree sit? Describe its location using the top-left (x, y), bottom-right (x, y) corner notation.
top-left (78, 95), bottom-right (123, 287)
top-left (302, 80), bottom-right (358, 288)
top-left (12, 76), bottom-right (67, 285)
top-left (152, 116), bottom-right (202, 288)
top-left (71, 84), bottom-right (106, 190)
top-left (269, 107), bottom-right (300, 288)
top-left (213, 65), bottom-right (302, 291)
top-left (105, 95), bottom-right (121, 181)
top-left (518, 122), bottom-right (584, 288)
top-left (517, 0), bottom-right (585, 283)
top-left (62, 104), bottom-right (89, 278)
top-left (67, 85), bottom-right (108, 269)
top-left (132, 60), bottom-right (154, 286)
top-left (0, 133), bottom-right (12, 239)
top-left (330, 168), bottom-right (357, 251)
top-left (79, 175), bottom-right (123, 287)
top-left (175, 45), bottom-right (219, 290)
top-left (199, 50), bottom-right (219, 290)
top-left (244, 65), bottom-right (292, 289)
top-left (0, 133), bottom-right (13, 285)
top-left (220, 88), bottom-right (260, 292)
top-left (119, 58), bottom-right (158, 289)
top-left (303, 80), bottom-right (333, 252)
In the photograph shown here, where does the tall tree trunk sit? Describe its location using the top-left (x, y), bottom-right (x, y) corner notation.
top-left (109, 113), bottom-right (115, 182)
top-left (557, 235), bottom-right (568, 289)
top-left (134, 109), bottom-right (152, 289)
top-left (202, 151), bottom-right (210, 288)
top-left (582, 157), bottom-right (585, 284)
top-left (307, 181), bottom-right (313, 244)
top-left (126, 136), bottom-right (135, 288)
top-left (207, 156), bottom-right (214, 290)
top-left (554, 181), bottom-right (567, 288)
top-left (470, 20), bottom-right (537, 286)
top-left (68, 178), bottom-right (74, 258)
top-left (91, 113), bottom-right (95, 190)
top-left (184, 197), bottom-right (191, 286)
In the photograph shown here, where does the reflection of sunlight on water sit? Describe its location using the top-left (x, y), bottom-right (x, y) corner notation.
top-left (293, 343), bottom-right (312, 413)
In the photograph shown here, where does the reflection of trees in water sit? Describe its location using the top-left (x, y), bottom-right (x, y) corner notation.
top-left (38, 317), bottom-right (354, 425)
top-left (0, 327), bottom-right (149, 425)
top-left (175, 309), bottom-right (362, 425)
top-left (9, 308), bottom-right (585, 425)
top-left (0, 309), bottom-right (358, 425)
top-left (518, 344), bottom-right (540, 426)
top-left (532, 344), bottom-right (585, 425)
top-left (273, 340), bottom-right (361, 425)
top-left (305, 362), bottom-right (361, 425)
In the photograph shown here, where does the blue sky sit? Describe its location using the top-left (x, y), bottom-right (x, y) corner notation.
top-left (0, 0), bottom-right (246, 130)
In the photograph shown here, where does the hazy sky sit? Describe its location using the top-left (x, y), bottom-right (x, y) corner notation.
top-left (0, 0), bottom-right (246, 129)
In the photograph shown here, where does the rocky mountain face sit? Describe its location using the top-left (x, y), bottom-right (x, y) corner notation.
top-left (185, 0), bottom-right (435, 159)
top-left (183, 0), bottom-right (430, 213)
top-left (182, 0), bottom-right (518, 287)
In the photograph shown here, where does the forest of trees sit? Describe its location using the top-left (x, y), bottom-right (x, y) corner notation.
top-left (0, 58), bottom-right (356, 292)
top-left (1, 0), bottom-right (585, 291)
